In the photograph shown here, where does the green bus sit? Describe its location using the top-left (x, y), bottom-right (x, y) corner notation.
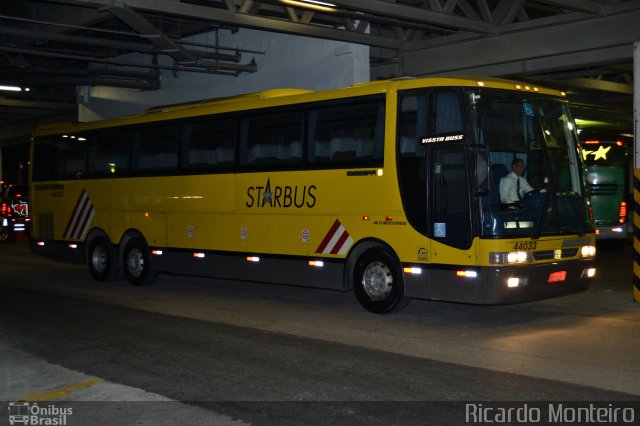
top-left (580, 138), bottom-right (629, 240)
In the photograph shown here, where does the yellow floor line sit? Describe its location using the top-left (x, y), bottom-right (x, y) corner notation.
top-left (18, 379), bottom-right (100, 401)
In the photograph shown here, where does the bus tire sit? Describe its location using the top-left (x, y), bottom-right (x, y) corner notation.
top-left (87, 236), bottom-right (121, 282)
top-left (353, 247), bottom-right (409, 314)
top-left (122, 237), bottom-right (157, 287)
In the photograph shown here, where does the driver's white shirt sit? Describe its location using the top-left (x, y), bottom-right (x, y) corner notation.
top-left (499, 171), bottom-right (534, 203)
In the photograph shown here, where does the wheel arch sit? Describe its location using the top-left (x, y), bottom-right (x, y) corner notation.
top-left (343, 237), bottom-right (403, 291)
top-left (118, 228), bottom-right (147, 257)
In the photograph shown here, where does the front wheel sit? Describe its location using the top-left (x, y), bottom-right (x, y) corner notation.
top-left (353, 247), bottom-right (409, 314)
top-left (123, 237), bottom-right (157, 286)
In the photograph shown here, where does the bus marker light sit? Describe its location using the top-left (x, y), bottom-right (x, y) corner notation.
top-left (385, 216), bottom-right (393, 222)
top-left (36, 241), bottom-right (45, 247)
top-left (362, 216), bottom-right (370, 221)
top-left (582, 268), bottom-right (596, 278)
top-left (144, 211), bottom-right (150, 218)
top-left (193, 252), bottom-right (205, 258)
top-left (68, 243), bottom-right (78, 249)
top-left (247, 256), bottom-right (260, 262)
top-left (309, 260), bottom-right (324, 267)
top-left (456, 270), bottom-right (477, 278)
top-left (377, 169), bottom-right (383, 176)
top-left (477, 81), bottom-right (485, 87)
top-left (403, 267), bottom-right (422, 275)
top-left (548, 271), bottom-right (567, 283)
top-left (152, 250), bottom-right (163, 256)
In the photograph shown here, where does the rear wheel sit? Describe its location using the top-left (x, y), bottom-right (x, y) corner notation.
top-left (353, 247), bottom-right (409, 314)
top-left (123, 237), bottom-right (157, 286)
top-left (87, 237), bottom-right (121, 282)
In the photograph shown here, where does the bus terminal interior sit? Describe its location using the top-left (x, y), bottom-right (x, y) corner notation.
top-left (1, 1), bottom-right (640, 423)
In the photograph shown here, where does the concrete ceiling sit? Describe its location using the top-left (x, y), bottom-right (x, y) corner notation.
top-left (0, 0), bottom-right (638, 141)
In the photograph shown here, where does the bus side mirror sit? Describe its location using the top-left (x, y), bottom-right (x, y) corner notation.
top-left (475, 147), bottom-right (489, 195)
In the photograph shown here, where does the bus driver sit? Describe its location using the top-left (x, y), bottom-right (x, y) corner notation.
top-left (499, 158), bottom-right (534, 204)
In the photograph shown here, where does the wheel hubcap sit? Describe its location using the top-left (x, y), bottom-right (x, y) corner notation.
top-left (127, 248), bottom-right (144, 278)
top-left (362, 261), bottom-right (393, 301)
top-left (91, 245), bottom-right (107, 274)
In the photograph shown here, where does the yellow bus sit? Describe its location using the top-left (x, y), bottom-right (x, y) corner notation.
top-left (29, 77), bottom-right (596, 313)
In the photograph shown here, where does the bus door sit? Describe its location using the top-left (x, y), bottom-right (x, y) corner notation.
top-left (428, 144), bottom-right (473, 251)
top-left (426, 144), bottom-right (474, 300)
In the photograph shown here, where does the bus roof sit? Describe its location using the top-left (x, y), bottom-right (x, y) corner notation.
top-left (34, 76), bottom-right (566, 136)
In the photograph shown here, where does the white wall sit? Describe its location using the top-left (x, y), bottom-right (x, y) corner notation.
top-left (79, 29), bottom-right (369, 121)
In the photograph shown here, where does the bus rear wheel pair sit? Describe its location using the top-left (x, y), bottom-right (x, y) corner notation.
top-left (87, 236), bottom-right (157, 286)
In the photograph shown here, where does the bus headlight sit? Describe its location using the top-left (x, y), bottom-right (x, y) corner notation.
top-left (580, 245), bottom-right (596, 258)
top-left (489, 251), bottom-right (532, 265)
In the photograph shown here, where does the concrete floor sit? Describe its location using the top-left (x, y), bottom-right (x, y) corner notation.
top-left (0, 239), bottom-right (638, 424)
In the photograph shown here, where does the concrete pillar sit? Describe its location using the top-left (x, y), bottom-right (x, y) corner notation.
top-left (634, 41), bottom-right (640, 302)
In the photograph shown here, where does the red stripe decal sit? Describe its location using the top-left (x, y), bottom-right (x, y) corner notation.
top-left (330, 231), bottom-right (350, 255)
top-left (315, 219), bottom-right (341, 254)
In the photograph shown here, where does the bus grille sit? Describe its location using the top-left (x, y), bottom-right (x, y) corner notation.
top-left (533, 248), bottom-right (579, 261)
top-left (588, 183), bottom-right (617, 196)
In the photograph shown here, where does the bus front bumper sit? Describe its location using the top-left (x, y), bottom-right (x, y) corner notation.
top-left (403, 259), bottom-right (595, 304)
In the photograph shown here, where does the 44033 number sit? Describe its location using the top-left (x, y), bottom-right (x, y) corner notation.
top-left (513, 241), bottom-right (537, 251)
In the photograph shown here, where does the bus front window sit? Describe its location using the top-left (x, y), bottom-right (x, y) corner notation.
top-left (473, 92), bottom-right (591, 238)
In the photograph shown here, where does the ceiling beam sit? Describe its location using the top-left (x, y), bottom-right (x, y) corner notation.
top-left (400, 9), bottom-right (640, 77)
top-left (529, 0), bottom-right (603, 14)
top-left (555, 77), bottom-right (634, 94)
top-left (122, 0), bottom-right (405, 50)
top-left (107, 3), bottom-right (198, 64)
top-left (328, 0), bottom-right (497, 33)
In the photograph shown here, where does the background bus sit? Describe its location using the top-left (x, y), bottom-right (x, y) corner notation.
top-left (579, 135), bottom-right (631, 241)
top-left (29, 77), bottom-right (596, 313)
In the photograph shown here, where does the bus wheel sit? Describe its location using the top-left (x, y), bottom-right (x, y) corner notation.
top-left (123, 237), bottom-right (157, 286)
top-left (353, 247), bottom-right (409, 314)
top-left (87, 237), bottom-right (121, 282)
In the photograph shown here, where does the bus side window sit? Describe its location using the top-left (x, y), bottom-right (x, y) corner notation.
top-left (137, 124), bottom-right (180, 170)
top-left (308, 100), bottom-right (384, 164)
top-left (433, 91), bottom-right (463, 133)
top-left (62, 136), bottom-right (88, 178)
top-left (185, 118), bottom-right (236, 169)
top-left (244, 111), bottom-right (303, 166)
top-left (89, 129), bottom-right (131, 176)
top-left (398, 95), bottom-right (427, 234)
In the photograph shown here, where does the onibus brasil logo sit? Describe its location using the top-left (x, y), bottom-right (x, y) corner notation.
top-left (7, 402), bottom-right (73, 425)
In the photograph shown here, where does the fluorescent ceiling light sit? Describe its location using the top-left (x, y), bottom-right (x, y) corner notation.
top-left (300, 0), bottom-right (336, 6)
top-left (281, 0), bottom-right (336, 12)
top-left (0, 85), bottom-right (22, 92)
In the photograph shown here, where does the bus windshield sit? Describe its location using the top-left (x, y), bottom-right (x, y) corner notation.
top-left (474, 92), bottom-right (592, 238)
